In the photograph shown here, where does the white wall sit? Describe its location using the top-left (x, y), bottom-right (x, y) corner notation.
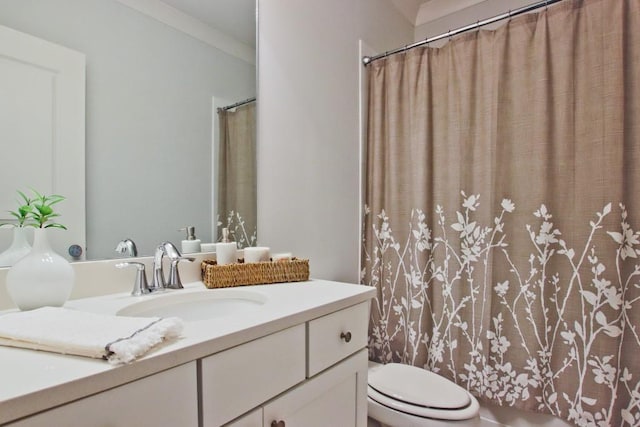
top-left (0, 0), bottom-right (255, 259)
top-left (414, 0), bottom-right (535, 40)
top-left (259, 1), bottom-right (574, 425)
top-left (257, 0), bottom-right (413, 283)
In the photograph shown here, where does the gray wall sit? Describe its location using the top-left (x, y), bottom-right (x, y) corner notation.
top-left (0, 0), bottom-right (256, 259)
top-left (257, 0), bottom-right (413, 283)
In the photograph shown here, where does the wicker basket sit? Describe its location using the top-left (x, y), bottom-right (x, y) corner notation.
top-left (201, 258), bottom-right (310, 289)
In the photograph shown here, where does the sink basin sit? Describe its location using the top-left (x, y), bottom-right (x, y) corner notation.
top-left (117, 289), bottom-right (267, 322)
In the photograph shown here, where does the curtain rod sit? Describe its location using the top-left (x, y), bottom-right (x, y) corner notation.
top-left (362, 0), bottom-right (564, 66)
top-left (219, 97), bottom-right (256, 111)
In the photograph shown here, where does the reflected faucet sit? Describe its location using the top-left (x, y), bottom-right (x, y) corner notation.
top-left (150, 242), bottom-right (195, 291)
top-left (115, 238), bottom-right (138, 257)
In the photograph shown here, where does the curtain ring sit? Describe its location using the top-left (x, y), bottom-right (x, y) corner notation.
top-left (448, 29), bottom-right (452, 40)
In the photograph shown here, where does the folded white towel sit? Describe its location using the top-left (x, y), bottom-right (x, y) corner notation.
top-left (0, 307), bottom-right (183, 364)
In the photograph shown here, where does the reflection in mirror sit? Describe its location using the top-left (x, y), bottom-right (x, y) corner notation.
top-left (0, 0), bottom-right (257, 263)
top-left (216, 99), bottom-right (257, 249)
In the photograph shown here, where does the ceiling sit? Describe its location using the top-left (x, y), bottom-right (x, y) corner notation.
top-left (391, 0), bottom-right (487, 26)
top-left (159, 0), bottom-right (256, 46)
top-left (150, 0), bottom-right (484, 46)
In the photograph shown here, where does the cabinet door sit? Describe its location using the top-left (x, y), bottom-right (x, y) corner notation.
top-left (225, 408), bottom-right (263, 427)
top-left (264, 349), bottom-right (368, 427)
top-left (268, 376), bottom-right (355, 427)
top-left (7, 362), bottom-right (198, 427)
top-left (201, 325), bottom-right (306, 426)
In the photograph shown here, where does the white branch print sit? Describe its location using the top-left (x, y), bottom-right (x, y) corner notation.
top-left (363, 195), bottom-right (640, 427)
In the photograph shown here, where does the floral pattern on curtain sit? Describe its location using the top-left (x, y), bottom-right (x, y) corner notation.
top-left (362, 0), bottom-right (640, 426)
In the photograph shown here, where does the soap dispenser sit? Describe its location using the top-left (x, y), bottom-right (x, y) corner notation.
top-left (216, 228), bottom-right (237, 265)
top-left (179, 226), bottom-right (201, 254)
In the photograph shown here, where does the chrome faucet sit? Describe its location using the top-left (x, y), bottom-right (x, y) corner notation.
top-left (150, 243), bottom-right (168, 291)
top-left (115, 238), bottom-right (138, 257)
top-left (150, 242), bottom-right (195, 291)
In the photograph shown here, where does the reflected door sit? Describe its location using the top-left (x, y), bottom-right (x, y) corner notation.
top-left (0, 25), bottom-right (85, 260)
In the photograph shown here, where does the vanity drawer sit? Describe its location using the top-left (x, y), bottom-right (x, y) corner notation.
top-left (307, 301), bottom-right (370, 377)
top-left (201, 324), bottom-right (306, 427)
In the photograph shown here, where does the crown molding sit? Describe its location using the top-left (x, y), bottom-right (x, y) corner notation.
top-left (416, 0), bottom-right (486, 26)
top-left (115, 0), bottom-right (255, 65)
top-left (389, 0), bottom-right (422, 25)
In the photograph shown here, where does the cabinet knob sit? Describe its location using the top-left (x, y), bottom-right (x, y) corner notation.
top-left (271, 421), bottom-right (285, 427)
top-left (340, 331), bottom-right (352, 343)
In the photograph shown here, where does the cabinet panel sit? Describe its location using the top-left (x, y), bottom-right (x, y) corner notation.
top-left (263, 350), bottom-right (368, 427)
top-left (307, 301), bottom-right (369, 376)
top-left (201, 324), bottom-right (306, 426)
top-left (266, 375), bottom-right (355, 427)
top-left (225, 407), bottom-right (262, 427)
top-left (8, 362), bottom-right (198, 427)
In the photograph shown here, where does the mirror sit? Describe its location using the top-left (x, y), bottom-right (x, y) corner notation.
top-left (0, 0), bottom-right (257, 262)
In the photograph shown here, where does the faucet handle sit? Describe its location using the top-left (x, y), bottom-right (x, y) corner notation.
top-left (116, 262), bottom-right (150, 296)
top-left (150, 244), bottom-right (168, 291)
top-left (166, 257), bottom-right (195, 289)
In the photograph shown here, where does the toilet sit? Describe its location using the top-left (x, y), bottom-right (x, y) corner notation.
top-left (368, 362), bottom-right (480, 427)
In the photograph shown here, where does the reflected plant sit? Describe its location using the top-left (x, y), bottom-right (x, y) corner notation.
top-left (1, 190), bottom-right (33, 228)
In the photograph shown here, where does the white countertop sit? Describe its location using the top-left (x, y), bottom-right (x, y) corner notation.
top-left (0, 279), bottom-right (375, 425)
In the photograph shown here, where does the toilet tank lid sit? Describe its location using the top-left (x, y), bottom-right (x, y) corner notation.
top-left (369, 363), bottom-right (471, 410)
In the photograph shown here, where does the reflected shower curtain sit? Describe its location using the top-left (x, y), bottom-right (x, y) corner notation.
top-left (217, 102), bottom-right (257, 248)
top-left (362, 0), bottom-right (640, 425)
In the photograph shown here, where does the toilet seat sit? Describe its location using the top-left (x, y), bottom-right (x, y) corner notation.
top-left (367, 363), bottom-right (479, 422)
top-left (369, 363), bottom-right (470, 409)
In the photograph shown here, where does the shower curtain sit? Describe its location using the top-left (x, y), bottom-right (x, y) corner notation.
top-left (362, 0), bottom-right (640, 425)
top-left (217, 102), bottom-right (257, 248)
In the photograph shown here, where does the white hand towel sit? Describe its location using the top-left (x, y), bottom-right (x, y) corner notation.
top-left (0, 307), bottom-right (183, 364)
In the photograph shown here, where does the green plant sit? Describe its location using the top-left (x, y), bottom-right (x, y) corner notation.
top-left (29, 190), bottom-right (66, 229)
top-left (3, 190), bottom-right (33, 227)
top-left (2, 189), bottom-right (66, 229)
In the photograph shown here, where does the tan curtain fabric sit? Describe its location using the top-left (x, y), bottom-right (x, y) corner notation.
top-left (363, 0), bottom-right (640, 425)
top-left (217, 102), bottom-right (257, 248)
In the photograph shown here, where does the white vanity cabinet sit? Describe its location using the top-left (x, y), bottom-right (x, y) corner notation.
top-left (0, 282), bottom-right (375, 427)
top-left (7, 362), bottom-right (198, 427)
top-left (213, 301), bottom-right (370, 427)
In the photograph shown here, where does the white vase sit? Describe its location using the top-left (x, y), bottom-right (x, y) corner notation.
top-left (6, 228), bottom-right (75, 310)
top-left (0, 227), bottom-right (31, 267)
